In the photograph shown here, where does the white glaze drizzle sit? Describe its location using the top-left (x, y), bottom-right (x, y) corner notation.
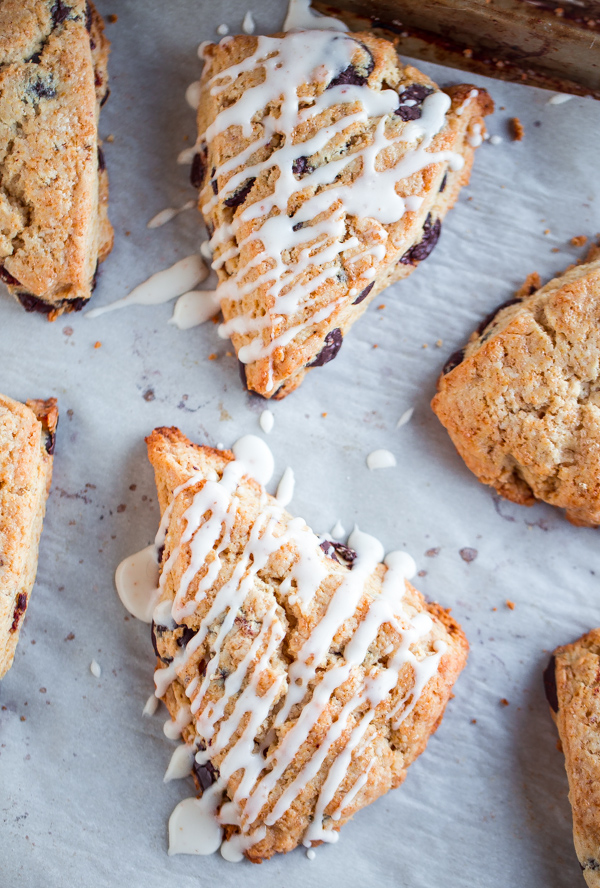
top-left (115, 545), bottom-right (161, 622)
top-left (216, 23), bottom-right (230, 36)
top-left (169, 289), bottom-right (221, 330)
top-left (148, 200), bottom-right (196, 229)
top-left (119, 435), bottom-right (448, 859)
top-left (90, 660), bottom-right (101, 678)
top-left (242, 11), bottom-right (255, 34)
top-left (330, 519), bottom-right (345, 539)
top-left (201, 31), bottom-right (464, 391)
top-left (143, 694), bottom-right (159, 717)
top-left (86, 256), bottom-right (208, 318)
top-left (275, 466), bottom-right (295, 506)
top-left (396, 406), bottom-right (414, 429)
top-left (283, 0), bottom-right (349, 32)
top-left (259, 408), bottom-right (274, 434)
top-left (186, 80), bottom-right (203, 110)
top-left (164, 743), bottom-right (196, 782)
top-left (366, 449), bottom-right (397, 470)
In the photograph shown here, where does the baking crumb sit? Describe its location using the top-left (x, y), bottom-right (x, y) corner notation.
top-left (211, 315), bottom-right (220, 324)
top-left (463, 48), bottom-right (473, 58)
top-left (554, 6), bottom-right (564, 15)
top-left (459, 547), bottom-right (477, 563)
top-left (20, 716), bottom-right (26, 722)
top-left (63, 326), bottom-right (73, 336)
top-left (425, 547), bottom-right (440, 557)
top-left (208, 353), bottom-right (217, 361)
top-left (510, 117), bottom-right (524, 141)
top-left (571, 235), bottom-right (588, 247)
top-left (39, 687), bottom-right (46, 693)
top-left (422, 343), bottom-right (428, 349)
top-left (506, 600), bottom-right (515, 610)
top-left (125, 230), bottom-right (130, 236)
top-left (65, 632), bottom-right (75, 641)
top-left (372, 344), bottom-right (379, 349)
top-left (321, 412), bottom-right (327, 418)
top-left (544, 228), bottom-right (551, 236)
top-left (94, 341), bottom-right (102, 349)
top-left (417, 569), bottom-right (427, 577)
top-left (225, 351), bottom-right (233, 357)
top-left (105, 133), bottom-right (114, 143)
top-left (435, 339), bottom-right (443, 347)
top-left (492, 607), bottom-right (497, 612)
top-left (378, 304), bottom-right (385, 310)
top-left (500, 698), bottom-right (509, 706)
top-left (107, 13), bottom-right (117, 23)
top-left (551, 247), bottom-right (561, 253)
top-left (471, 718), bottom-right (477, 724)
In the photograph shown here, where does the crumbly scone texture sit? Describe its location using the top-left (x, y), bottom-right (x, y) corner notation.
top-left (432, 246), bottom-right (600, 526)
top-left (0, 0), bottom-right (113, 319)
top-left (146, 426), bottom-right (469, 861)
top-left (195, 31), bottom-right (493, 398)
top-left (0, 394), bottom-right (56, 678)
top-left (546, 629), bottom-right (600, 888)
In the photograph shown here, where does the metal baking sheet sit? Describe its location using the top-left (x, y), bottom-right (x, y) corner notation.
top-left (1, 2), bottom-right (599, 886)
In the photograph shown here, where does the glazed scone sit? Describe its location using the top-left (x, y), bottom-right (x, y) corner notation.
top-left (194, 30), bottom-right (493, 398)
top-left (432, 245), bottom-right (600, 526)
top-left (0, 394), bottom-right (57, 678)
top-left (0, 0), bottom-right (113, 319)
top-left (544, 630), bottom-right (600, 887)
top-left (145, 427), bottom-right (468, 861)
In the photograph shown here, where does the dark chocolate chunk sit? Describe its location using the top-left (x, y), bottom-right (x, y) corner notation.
top-left (44, 415), bottom-right (58, 455)
top-left (176, 625), bottom-right (197, 648)
top-left (395, 83), bottom-right (434, 121)
top-left (100, 87), bottom-right (111, 107)
top-left (238, 361), bottom-right (248, 390)
top-left (320, 540), bottom-right (338, 561)
top-left (292, 221), bottom-right (306, 232)
top-left (157, 544), bottom-right (165, 564)
top-left (331, 542), bottom-right (357, 566)
top-left (151, 622), bottom-right (173, 665)
top-left (26, 51), bottom-right (43, 64)
top-left (327, 40), bottom-right (374, 89)
top-left (584, 859), bottom-right (600, 872)
top-left (223, 177), bottom-right (256, 209)
top-left (97, 146), bottom-right (105, 172)
top-left (439, 173), bottom-right (448, 193)
top-left (66, 296), bottom-right (86, 312)
top-left (10, 593), bottom-right (27, 633)
top-left (85, 1), bottom-right (93, 32)
top-left (308, 328), bottom-right (343, 367)
top-left (51, 1), bottom-right (71, 26)
top-left (292, 156), bottom-right (313, 178)
top-left (211, 179), bottom-right (218, 195)
top-left (399, 214), bottom-right (441, 265)
top-left (0, 266), bottom-right (21, 287)
top-left (17, 293), bottom-right (54, 314)
top-left (193, 759), bottom-right (219, 794)
top-left (30, 77), bottom-right (57, 100)
top-left (442, 348), bottom-right (466, 376)
top-left (190, 149), bottom-right (207, 189)
top-left (543, 655), bottom-right (558, 713)
top-left (352, 281), bottom-right (374, 305)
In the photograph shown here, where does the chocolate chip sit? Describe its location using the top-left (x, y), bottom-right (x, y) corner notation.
top-left (223, 177), bottom-right (256, 209)
top-left (320, 540), bottom-right (338, 560)
top-left (190, 149), bottom-right (207, 189)
top-left (51, 1), bottom-right (71, 26)
top-left (327, 42), bottom-right (375, 89)
top-left (543, 655), bottom-right (558, 713)
top-left (395, 84), bottom-right (434, 120)
top-left (584, 859), bottom-right (600, 872)
top-left (0, 266), bottom-right (21, 287)
top-left (399, 214), bottom-right (441, 265)
top-left (157, 544), bottom-right (165, 563)
top-left (309, 328), bottom-right (343, 367)
top-left (292, 221), bottom-right (305, 232)
top-left (476, 298), bottom-right (522, 341)
top-left (442, 348), bottom-right (465, 376)
top-left (44, 418), bottom-right (57, 455)
top-left (10, 593), bottom-right (27, 632)
top-left (439, 173), bottom-right (448, 193)
top-left (66, 296), bottom-right (86, 312)
top-left (97, 146), bottom-right (105, 172)
top-left (26, 51), bottom-right (42, 64)
top-left (352, 281), bottom-right (374, 305)
top-left (193, 759), bottom-right (219, 793)
top-left (30, 77), bottom-right (56, 100)
top-left (100, 87), bottom-right (110, 107)
top-left (151, 622), bottom-right (173, 665)
top-left (176, 625), bottom-right (196, 647)
top-left (331, 542), bottom-right (357, 566)
top-left (211, 179), bottom-right (218, 195)
top-left (292, 156), bottom-right (313, 178)
top-left (17, 293), bottom-right (54, 314)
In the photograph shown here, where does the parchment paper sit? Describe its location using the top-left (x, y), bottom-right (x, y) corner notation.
top-left (1, 2), bottom-right (599, 886)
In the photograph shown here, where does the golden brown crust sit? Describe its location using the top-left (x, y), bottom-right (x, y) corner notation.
top-left (146, 426), bottom-right (468, 860)
top-left (196, 31), bottom-right (492, 398)
top-left (432, 247), bottom-right (600, 526)
top-left (548, 630), bottom-right (600, 887)
top-left (0, 0), bottom-right (112, 318)
top-left (0, 393), bottom-right (56, 678)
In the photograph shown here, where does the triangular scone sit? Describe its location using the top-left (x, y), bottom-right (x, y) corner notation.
top-left (432, 245), bottom-right (600, 526)
top-left (544, 630), bottom-right (600, 887)
top-left (146, 426), bottom-right (468, 861)
top-left (194, 30), bottom-right (493, 398)
top-left (0, 394), bottom-right (57, 678)
top-left (0, 1), bottom-right (113, 319)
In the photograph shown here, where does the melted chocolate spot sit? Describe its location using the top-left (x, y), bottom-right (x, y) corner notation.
top-left (352, 281), bottom-right (374, 305)
top-left (151, 622), bottom-right (173, 665)
top-left (85, 1), bottom-right (93, 32)
top-left (10, 593), bottom-right (27, 632)
top-left (238, 361), bottom-right (248, 390)
top-left (176, 625), bottom-right (196, 647)
top-left (17, 293), bottom-right (54, 314)
top-left (584, 859), bottom-right (600, 872)
top-left (399, 214), bottom-right (441, 265)
top-left (0, 266), bottom-right (21, 287)
top-left (328, 41), bottom-right (375, 89)
top-left (292, 156), bottom-right (313, 178)
top-left (309, 328), bottom-right (343, 367)
top-left (157, 544), bottom-right (165, 563)
top-left (91, 262), bottom-right (100, 292)
top-left (30, 78), bottom-right (56, 100)
top-left (51, 1), bottom-right (71, 26)
top-left (45, 416), bottom-right (57, 455)
top-left (190, 149), bottom-right (207, 189)
top-left (395, 84), bottom-right (434, 120)
top-left (66, 296), bottom-right (86, 312)
top-left (100, 87), bottom-right (111, 107)
top-left (223, 177), bottom-right (256, 209)
top-left (320, 540), bottom-right (338, 560)
top-left (543, 655), bottom-right (558, 713)
top-left (97, 146), bottom-right (105, 172)
top-left (442, 347), bottom-right (466, 376)
top-left (193, 759), bottom-right (219, 794)
top-left (26, 51), bottom-right (43, 64)
top-left (211, 179), bottom-right (218, 195)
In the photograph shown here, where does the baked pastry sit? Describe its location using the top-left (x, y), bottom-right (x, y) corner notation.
top-left (432, 245), bottom-right (600, 526)
top-left (194, 30), bottom-right (493, 398)
top-left (0, 0), bottom-right (113, 319)
top-left (0, 394), bottom-right (57, 678)
top-left (145, 426), bottom-right (468, 861)
top-left (544, 630), bottom-right (600, 887)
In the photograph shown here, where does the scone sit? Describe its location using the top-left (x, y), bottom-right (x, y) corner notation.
top-left (0, 0), bottom-right (113, 319)
top-left (194, 30), bottom-right (493, 398)
top-left (544, 630), bottom-right (600, 887)
top-left (0, 394), bottom-right (57, 678)
top-left (145, 426), bottom-right (468, 861)
top-left (432, 245), bottom-right (600, 526)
